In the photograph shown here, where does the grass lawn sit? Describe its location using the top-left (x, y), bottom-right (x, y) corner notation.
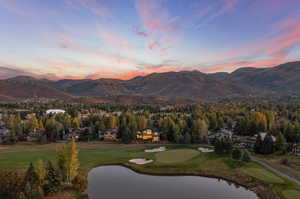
top-left (282, 190), bottom-right (300, 199)
top-left (1, 142), bottom-right (299, 199)
top-left (241, 167), bottom-right (284, 184)
top-left (155, 149), bottom-right (199, 163)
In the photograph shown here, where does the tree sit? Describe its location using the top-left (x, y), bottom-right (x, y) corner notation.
top-left (242, 150), bottom-right (251, 162)
top-left (120, 126), bottom-right (133, 144)
top-left (0, 171), bottom-right (24, 199)
top-left (192, 119), bottom-right (208, 137)
top-left (23, 163), bottom-right (44, 199)
top-left (97, 120), bottom-right (105, 131)
top-left (34, 159), bottom-right (46, 185)
top-left (254, 134), bottom-right (263, 154)
top-left (56, 139), bottom-right (80, 183)
top-left (57, 143), bottom-right (68, 182)
top-left (232, 148), bottom-right (242, 160)
top-left (71, 118), bottom-right (80, 129)
top-left (183, 132), bottom-right (192, 144)
top-left (260, 133), bottom-right (274, 154)
top-left (44, 161), bottom-right (61, 195)
top-left (68, 139), bottom-right (80, 183)
top-left (275, 132), bottom-right (287, 154)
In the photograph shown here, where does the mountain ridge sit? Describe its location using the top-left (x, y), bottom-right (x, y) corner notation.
top-left (1, 61), bottom-right (300, 102)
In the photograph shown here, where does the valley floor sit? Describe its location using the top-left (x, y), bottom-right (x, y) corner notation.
top-left (0, 142), bottom-right (300, 199)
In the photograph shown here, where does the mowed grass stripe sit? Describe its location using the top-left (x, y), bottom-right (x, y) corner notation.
top-left (241, 168), bottom-right (284, 184)
top-left (155, 149), bottom-right (200, 164)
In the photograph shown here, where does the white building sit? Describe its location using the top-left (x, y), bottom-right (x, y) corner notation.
top-left (255, 132), bottom-right (276, 142)
top-left (46, 109), bottom-right (66, 115)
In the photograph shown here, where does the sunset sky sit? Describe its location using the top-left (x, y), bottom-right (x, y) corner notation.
top-left (0, 0), bottom-right (300, 80)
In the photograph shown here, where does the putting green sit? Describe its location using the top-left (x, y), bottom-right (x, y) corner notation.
top-left (241, 168), bottom-right (284, 184)
top-left (155, 149), bottom-right (199, 164)
top-left (282, 190), bottom-right (300, 199)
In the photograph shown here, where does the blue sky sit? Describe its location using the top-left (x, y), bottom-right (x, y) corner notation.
top-left (0, 0), bottom-right (299, 80)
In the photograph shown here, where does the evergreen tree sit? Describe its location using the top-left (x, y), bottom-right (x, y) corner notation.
top-left (232, 148), bottom-right (242, 160)
top-left (183, 132), bottom-right (191, 144)
top-left (241, 150), bottom-right (251, 162)
top-left (23, 163), bottom-right (44, 199)
top-left (275, 132), bottom-right (287, 154)
top-left (44, 161), bottom-right (61, 195)
top-left (120, 127), bottom-right (133, 144)
top-left (260, 133), bottom-right (274, 154)
top-left (254, 134), bottom-right (263, 154)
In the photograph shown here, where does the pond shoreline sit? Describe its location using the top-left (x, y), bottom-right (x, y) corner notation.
top-left (85, 163), bottom-right (279, 199)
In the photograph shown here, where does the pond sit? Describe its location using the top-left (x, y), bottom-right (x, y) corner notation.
top-left (85, 166), bottom-right (259, 199)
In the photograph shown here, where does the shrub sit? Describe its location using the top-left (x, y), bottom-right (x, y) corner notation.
top-left (241, 150), bottom-right (251, 162)
top-left (281, 158), bottom-right (289, 166)
top-left (0, 170), bottom-right (24, 199)
top-left (232, 148), bottom-right (242, 160)
top-left (72, 175), bottom-right (88, 193)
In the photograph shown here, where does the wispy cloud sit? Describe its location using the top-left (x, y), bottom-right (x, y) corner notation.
top-left (193, 0), bottom-right (240, 28)
top-left (134, 0), bottom-right (181, 55)
top-left (98, 28), bottom-right (132, 51)
top-left (134, 0), bottom-right (180, 33)
top-left (132, 27), bottom-right (149, 38)
top-left (203, 17), bottom-right (300, 73)
top-left (65, 0), bottom-right (112, 17)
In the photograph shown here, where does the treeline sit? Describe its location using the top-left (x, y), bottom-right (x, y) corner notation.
top-left (1, 101), bottom-right (300, 145)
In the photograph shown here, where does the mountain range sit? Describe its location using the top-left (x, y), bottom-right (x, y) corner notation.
top-left (1, 61), bottom-right (300, 103)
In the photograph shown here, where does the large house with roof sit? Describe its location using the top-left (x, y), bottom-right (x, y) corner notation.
top-left (137, 128), bottom-right (160, 142)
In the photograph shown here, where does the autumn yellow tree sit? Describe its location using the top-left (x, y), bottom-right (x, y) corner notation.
top-left (56, 138), bottom-right (79, 183)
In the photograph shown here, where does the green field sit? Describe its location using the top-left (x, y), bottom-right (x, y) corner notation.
top-left (282, 190), bottom-right (300, 199)
top-left (241, 168), bottom-right (284, 184)
top-left (155, 149), bottom-right (199, 163)
top-left (0, 142), bottom-right (299, 199)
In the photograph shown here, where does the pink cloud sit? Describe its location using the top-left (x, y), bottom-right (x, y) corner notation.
top-left (98, 29), bottom-right (132, 51)
top-left (148, 41), bottom-right (161, 51)
top-left (133, 27), bottom-right (149, 38)
top-left (56, 31), bottom-right (142, 68)
top-left (134, 0), bottom-right (180, 33)
top-left (194, 0), bottom-right (240, 28)
top-left (205, 18), bottom-right (300, 72)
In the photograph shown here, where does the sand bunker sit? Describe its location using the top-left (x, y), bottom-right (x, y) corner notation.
top-left (145, 146), bottom-right (166, 153)
top-left (129, 158), bottom-right (153, 165)
top-left (198, 147), bottom-right (214, 153)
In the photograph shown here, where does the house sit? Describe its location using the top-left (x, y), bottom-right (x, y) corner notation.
top-left (27, 128), bottom-right (45, 142)
top-left (99, 129), bottom-right (118, 141)
top-left (137, 128), bottom-right (160, 142)
top-left (0, 127), bottom-right (10, 143)
top-left (290, 143), bottom-right (300, 155)
top-left (208, 129), bottom-right (233, 141)
top-left (26, 113), bottom-right (36, 120)
top-left (67, 127), bottom-right (90, 140)
top-left (254, 132), bottom-right (276, 142)
top-left (66, 132), bottom-right (80, 141)
top-left (46, 109), bottom-right (66, 115)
